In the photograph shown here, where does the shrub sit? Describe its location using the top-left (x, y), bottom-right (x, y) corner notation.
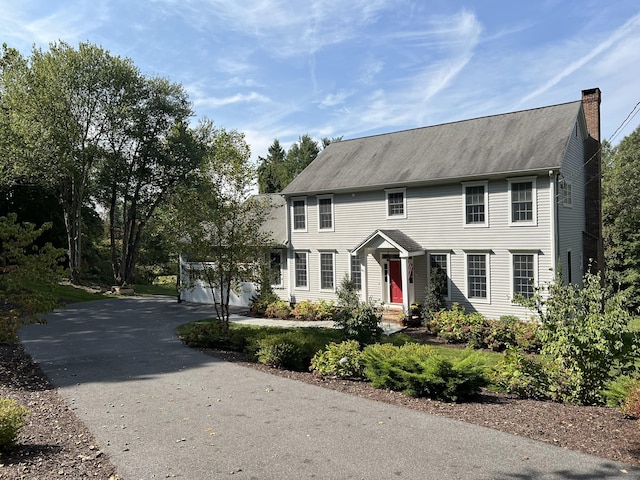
top-left (310, 340), bottom-right (364, 379)
top-left (0, 398), bottom-right (29, 450)
top-left (334, 301), bottom-right (383, 345)
top-left (428, 303), bottom-right (488, 347)
top-left (519, 271), bottom-right (640, 405)
top-left (256, 333), bottom-right (311, 371)
top-left (314, 300), bottom-right (336, 321)
top-left (249, 291), bottom-right (280, 316)
top-left (491, 350), bottom-right (551, 400)
top-left (621, 383), bottom-right (640, 418)
top-left (292, 300), bottom-right (317, 321)
top-left (361, 343), bottom-right (488, 402)
top-left (178, 321), bottom-right (246, 351)
top-left (422, 266), bottom-right (447, 321)
top-left (336, 274), bottom-right (360, 311)
top-left (604, 376), bottom-right (640, 408)
top-left (265, 300), bottom-right (292, 319)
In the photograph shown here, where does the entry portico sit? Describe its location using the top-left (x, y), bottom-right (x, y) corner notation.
top-left (351, 229), bottom-right (424, 313)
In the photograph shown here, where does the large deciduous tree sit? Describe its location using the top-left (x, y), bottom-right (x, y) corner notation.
top-left (166, 120), bottom-right (274, 330)
top-left (96, 76), bottom-right (198, 286)
top-left (603, 128), bottom-right (640, 311)
top-left (1, 42), bottom-right (139, 282)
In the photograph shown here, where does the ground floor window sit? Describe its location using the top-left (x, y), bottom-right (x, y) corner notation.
top-left (295, 251), bottom-right (308, 288)
top-left (513, 253), bottom-right (535, 298)
top-left (350, 254), bottom-right (362, 290)
top-left (320, 252), bottom-right (335, 290)
top-left (467, 254), bottom-right (488, 299)
top-left (269, 251), bottom-right (282, 286)
top-left (429, 253), bottom-right (450, 299)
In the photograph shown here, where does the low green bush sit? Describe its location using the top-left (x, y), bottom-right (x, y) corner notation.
top-left (177, 321), bottom-right (246, 351)
top-left (361, 343), bottom-right (489, 402)
top-left (310, 340), bottom-right (364, 379)
top-left (604, 376), bottom-right (640, 408)
top-left (0, 398), bottom-right (29, 450)
top-left (249, 291), bottom-right (280, 316)
top-left (256, 332), bottom-right (315, 371)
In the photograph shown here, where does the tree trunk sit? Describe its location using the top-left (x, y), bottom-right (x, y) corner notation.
top-left (60, 176), bottom-right (84, 284)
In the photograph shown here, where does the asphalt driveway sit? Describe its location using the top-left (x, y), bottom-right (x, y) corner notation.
top-left (19, 297), bottom-right (639, 480)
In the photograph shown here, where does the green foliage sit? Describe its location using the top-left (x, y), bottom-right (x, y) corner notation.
top-left (427, 305), bottom-right (540, 353)
top-left (249, 261), bottom-right (279, 316)
top-left (334, 301), bottom-right (383, 345)
top-left (518, 271), bottom-right (640, 405)
top-left (177, 320), bottom-right (247, 351)
top-left (603, 375), bottom-right (640, 408)
top-left (492, 350), bottom-right (552, 400)
top-left (256, 332), bottom-right (317, 371)
top-left (336, 274), bottom-right (360, 311)
top-left (422, 266), bottom-right (447, 320)
top-left (0, 214), bottom-right (67, 342)
top-left (361, 343), bottom-right (489, 402)
top-left (603, 128), bottom-right (640, 312)
top-left (265, 300), bottom-right (292, 319)
top-left (0, 398), bottom-right (29, 450)
top-left (310, 340), bottom-right (364, 379)
top-left (291, 299), bottom-right (336, 321)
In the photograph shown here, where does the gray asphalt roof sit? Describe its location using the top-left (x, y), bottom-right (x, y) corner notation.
top-left (254, 193), bottom-right (287, 246)
top-left (353, 229), bottom-right (425, 256)
top-left (282, 100), bottom-right (582, 195)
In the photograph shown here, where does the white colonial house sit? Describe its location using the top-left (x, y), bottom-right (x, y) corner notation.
top-left (275, 89), bottom-right (603, 320)
top-left (181, 89), bottom-right (603, 321)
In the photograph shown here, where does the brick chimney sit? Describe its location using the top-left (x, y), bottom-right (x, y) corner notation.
top-left (581, 88), bottom-right (603, 274)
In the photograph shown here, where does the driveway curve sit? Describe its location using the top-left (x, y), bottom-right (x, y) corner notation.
top-left (19, 297), bottom-right (638, 480)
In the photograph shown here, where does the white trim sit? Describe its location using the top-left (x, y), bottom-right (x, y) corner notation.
top-left (428, 251), bottom-right (452, 301)
top-left (291, 197), bottom-right (308, 232)
top-left (508, 176), bottom-right (537, 226)
top-left (462, 180), bottom-right (488, 227)
top-left (509, 251), bottom-right (538, 303)
top-left (294, 250), bottom-right (309, 290)
top-left (385, 187), bottom-right (407, 219)
top-left (464, 251), bottom-right (491, 304)
top-left (318, 251), bottom-right (336, 291)
top-left (316, 194), bottom-right (335, 232)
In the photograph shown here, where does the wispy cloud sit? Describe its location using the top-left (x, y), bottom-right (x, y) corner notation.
top-left (318, 90), bottom-right (352, 109)
top-left (517, 12), bottom-right (640, 106)
top-left (195, 92), bottom-right (270, 108)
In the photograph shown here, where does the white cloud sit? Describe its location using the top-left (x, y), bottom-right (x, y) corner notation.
top-left (195, 92), bottom-right (270, 108)
top-left (318, 90), bottom-right (351, 109)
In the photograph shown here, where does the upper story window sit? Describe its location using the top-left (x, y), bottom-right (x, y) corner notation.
top-left (508, 177), bottom-right (537, 225)
top-left (317, 195), bottom-right (334, 231)
top-left (386, 188), bottom-right (407, 219)
top-left (561, 180), bottom-right (572, 207)
top-left (463, 181), bottom-right (488, 226)
top-left (292, 198), bottom-right (307, 231)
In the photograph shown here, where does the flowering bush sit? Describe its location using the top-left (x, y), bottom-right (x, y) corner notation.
top-left (265, 300), bottom-right (292, 319)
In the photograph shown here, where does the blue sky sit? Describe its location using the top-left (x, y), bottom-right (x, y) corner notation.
top-left (2, 0), bottom-right (640, 161)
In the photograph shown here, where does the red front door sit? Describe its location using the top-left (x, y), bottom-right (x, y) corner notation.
top-left (389, 260), bottom-right (403, 304)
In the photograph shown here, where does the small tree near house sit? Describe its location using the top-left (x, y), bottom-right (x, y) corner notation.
top-left (166, 121), bottom-right (275, 331)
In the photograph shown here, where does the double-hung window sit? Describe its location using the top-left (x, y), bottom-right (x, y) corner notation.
top-left (317, 196), bottom-right (334, 231)
top-left (429, 253), bottom-right (450, 300)
top-left (319, 252), bottom-right (335, 290)
top-left (508, 177), bottom-right (537, 225)
top-left (292, 198), bottom-right (307, 231)
top-left (466, 253), bottom-right (489, 301)
top-left (350, 253), bottom-right (362, 290)
top-left (294, 251), bottom-right (308, 288)
top-left (386, 188), bottom-right (407, 218)
top-left (269, 251), bottom-right (282, 287)
top-left (463, 181), bottom-right (488, 226)
top-left (511, 253), bottom-right (537, 299)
